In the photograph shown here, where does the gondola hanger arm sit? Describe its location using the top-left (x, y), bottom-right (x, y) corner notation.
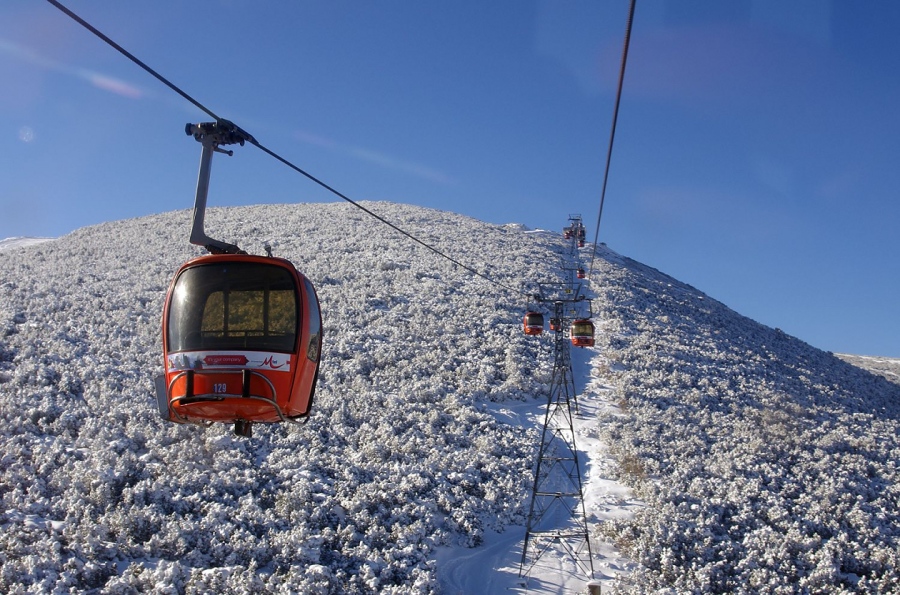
top-left (186, 120), bottom-right (254, 255)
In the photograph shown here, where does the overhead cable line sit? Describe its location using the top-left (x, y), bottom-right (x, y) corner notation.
top-left (46, 0), bottom-right (219, 122)
top-left (247, 139), bottom-right (522, 294)
top-left (45, 0), bottom-right (524, 297)
top-left (587, 0), bottom-right (636, 279)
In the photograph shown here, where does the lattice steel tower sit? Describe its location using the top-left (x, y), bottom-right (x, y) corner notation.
top-left (519, 299), bottom-right (594, 579)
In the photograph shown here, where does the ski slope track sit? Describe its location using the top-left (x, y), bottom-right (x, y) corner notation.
top-left (1, 202), bottom-right (898, 594)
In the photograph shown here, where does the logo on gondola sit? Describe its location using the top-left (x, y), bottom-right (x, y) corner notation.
top-left (261, 356), bottom-right (287, 369)
top-left (204, 355), bottom-right (249, 366)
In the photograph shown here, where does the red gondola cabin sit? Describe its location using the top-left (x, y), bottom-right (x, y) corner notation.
top-left (523, 311), bottom-right (544, 336)
top-left (577, 268), bottom-right (586, 279)
top-left (570, 318), bottom-right (595, 347)
top-left (156, 254), bottom-right (322, 435)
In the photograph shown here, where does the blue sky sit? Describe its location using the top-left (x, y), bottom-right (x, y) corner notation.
top-left (2, 0), bottom-right (898, 358)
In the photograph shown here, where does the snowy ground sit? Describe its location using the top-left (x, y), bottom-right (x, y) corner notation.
top-left (0, 237), bottom-right (55, 252)
top-left (436, 344), bottom-right (640, 595)
top-left (1, 203), bottom-right (898, 594)
top-left (836, 353), bottom-right (900, 386)
top-left (435, 241), bottom-right (640, 595)
top-left (590, 249), bottom-right (900, 593)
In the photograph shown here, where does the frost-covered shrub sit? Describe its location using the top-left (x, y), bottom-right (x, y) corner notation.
top-left (0, 203), bottom-right (554, 594)
top-left (591, 247), bottom-right (900, 594)
top-left (6, 204), bottom-right (896, 594)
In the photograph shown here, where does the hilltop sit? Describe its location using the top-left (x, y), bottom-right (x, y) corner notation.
top-left (1, 202), bottom-right (898, 594)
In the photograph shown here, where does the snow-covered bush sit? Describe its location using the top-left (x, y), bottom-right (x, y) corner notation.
top-left (4, 204), bottom-right (898, 593)
top-left (0, 203), bottom-right (559, 594)
top-left (590, 248), bottom-right (900, 594)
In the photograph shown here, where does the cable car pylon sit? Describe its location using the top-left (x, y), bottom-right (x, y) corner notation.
top-left (520, 295), bottom-right (594, 582)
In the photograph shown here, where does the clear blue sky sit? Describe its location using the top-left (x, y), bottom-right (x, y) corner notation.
top-left (2, 1), bottom-right (898, 358)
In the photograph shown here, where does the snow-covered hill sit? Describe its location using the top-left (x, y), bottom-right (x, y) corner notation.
top-left (0, 203), bottom-right (571, 594)
top-left (0, 237), bottom-right (55, 252)
top-left (837, 354), bottom-right (900, 386)
top-left (1, 202), bottom-right (898, 594)
top-left (591, 251), bottom-right (900, 593)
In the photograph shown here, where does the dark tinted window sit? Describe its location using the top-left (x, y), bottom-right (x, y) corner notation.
top-left (168, 262), bottom-right (298, 353)
top-left (525, 313), bottom-right (543, 325)
top-left (303, 278), bottom-right (322, 362)
top-left (571, 321), bottom-right (594, 336)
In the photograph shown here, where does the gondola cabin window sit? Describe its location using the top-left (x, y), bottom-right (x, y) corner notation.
top-left (571, 320), bottom-right (592, 336)
top-left (570, 319), bottom-right (595, 347)
top-left (168, 262), bottom-right (299, 354)
top-left (523, 311), bottom-right (544, 336)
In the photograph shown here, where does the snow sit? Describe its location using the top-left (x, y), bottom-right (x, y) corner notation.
top-left (836, 354), bottom-right (900, 386)
top-left (0, 237), bottom-right (55, 252)
top-left (1, 202), bottom-right (898, 594)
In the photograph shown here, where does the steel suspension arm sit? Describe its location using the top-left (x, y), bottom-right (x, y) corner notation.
top-left (185, 121), bottom-right (254, 254)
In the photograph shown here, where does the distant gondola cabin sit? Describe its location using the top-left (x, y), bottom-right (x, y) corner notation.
top-left (156, 254), bottom-right (322, 432)
top-left (570, 319), bottom-right (595, 347)
top-left (577, 268), bottom-right (586, 279)
top-left (523, 311), bottom-right (544, 336)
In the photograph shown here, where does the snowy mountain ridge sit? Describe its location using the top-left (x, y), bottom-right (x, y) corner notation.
top-left (1, 202), bottom-right (898, 594)
top-left (836, 354), bottom-right (900, 386)
top-left (0, 237), bottom-right (56, 252)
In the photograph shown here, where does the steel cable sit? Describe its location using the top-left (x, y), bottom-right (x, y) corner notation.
top-left (587, 0), bottom-right (637, 279)
top-left (45, 0), bottom-right (525, 297)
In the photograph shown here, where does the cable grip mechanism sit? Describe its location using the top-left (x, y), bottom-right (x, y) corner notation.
top-left (185, 120), bottom-right (255, 255)
top-left (185, 119), bottom-right (254, 149)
